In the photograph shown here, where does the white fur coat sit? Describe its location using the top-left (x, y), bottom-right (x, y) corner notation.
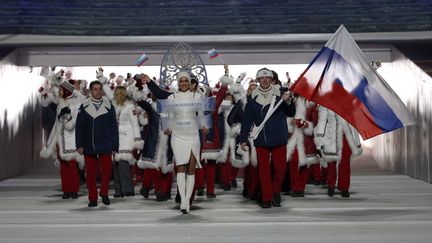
top-left (286, 97), bottom-right (320, 168)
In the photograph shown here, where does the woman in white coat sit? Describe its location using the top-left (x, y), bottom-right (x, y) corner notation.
top-left (160, 71), bottom-right (207, 214)
top-left (40, 79), bottom-right (85, 199)
top-left (108, 85), bottom-right (144, 197)
top-left (99, 68), bottom-right (144, 197)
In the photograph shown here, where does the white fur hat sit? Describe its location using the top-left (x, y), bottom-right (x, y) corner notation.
top-left (256, 68), bottom-right (273, 80)
top-left (176, 71), bottom-right (191, 83)
top-left (115, 75), bottom-right (125, 84)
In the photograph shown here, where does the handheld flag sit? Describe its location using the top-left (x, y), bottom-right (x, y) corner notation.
top-left (208, 49), bottom-right (219, 59)
top-left (290, 25), bottom-right (415, 139)
top-left (208, 48), bottom-right (225, 64)
top-left (135, 53), bottom-right (149, 67)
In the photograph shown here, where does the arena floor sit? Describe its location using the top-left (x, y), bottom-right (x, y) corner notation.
top-left (0, 155), bottom-right (431, 243)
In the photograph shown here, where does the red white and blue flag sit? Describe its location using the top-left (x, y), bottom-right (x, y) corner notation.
top-left (135, 53), bottom-right (149, 66)
top-left (290, 25), bottom-right (415, 139)
top-left (207, 48), bottom-right (219, 59)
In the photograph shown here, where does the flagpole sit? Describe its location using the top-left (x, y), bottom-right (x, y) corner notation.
top-left (138, 66), bottom-right (145, 74)
top-left (217, 55), bottom-right (225, 65)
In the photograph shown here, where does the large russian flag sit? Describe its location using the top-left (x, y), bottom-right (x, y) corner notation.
top-left (290, 25), bottom-right (415, 139)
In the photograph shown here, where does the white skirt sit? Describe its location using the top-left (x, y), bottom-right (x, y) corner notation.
top-left (171, 132), bottom-right (202, 169)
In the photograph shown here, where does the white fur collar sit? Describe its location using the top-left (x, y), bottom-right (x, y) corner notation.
top-left (83, 97), bottom-right (112, 119)
top-left (251, 85), bottom-right (281, 106)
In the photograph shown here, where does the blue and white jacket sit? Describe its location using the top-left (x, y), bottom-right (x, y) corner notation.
top-left (240, 85), bottom-right (295, 147)
top-left (75, 97), bottom-right (119, 155)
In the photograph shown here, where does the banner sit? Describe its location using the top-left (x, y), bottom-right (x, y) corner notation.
top-left (157, 96), bottom-right (215, 131)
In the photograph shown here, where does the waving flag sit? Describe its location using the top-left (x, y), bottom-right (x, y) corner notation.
top-left (290, 25), bottom-right (415, 139)
top-left (135, 53), bottom-right (149, 67)
top-left (207, 49), bottom-right (219, 59)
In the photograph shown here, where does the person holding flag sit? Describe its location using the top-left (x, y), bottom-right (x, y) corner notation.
top-left (289, 25), bottom-right (415, 140)
top-left (289, 25), bottom-right (415, 197)
top-left (240, 68), bottom-right (296, 208)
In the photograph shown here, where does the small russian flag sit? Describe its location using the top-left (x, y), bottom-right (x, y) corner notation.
top-left (135, 53), bottom-right (149, 67)
top-left (207, 49), bottom-right (219, 59)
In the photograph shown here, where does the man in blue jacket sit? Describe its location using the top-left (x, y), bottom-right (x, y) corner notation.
top-left (240, 68), bottom-right (295, 208)
top-left (76, 80), bottom-right (119, 207)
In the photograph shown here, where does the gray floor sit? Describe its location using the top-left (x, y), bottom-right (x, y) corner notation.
top-left (1, 156), bottom-right (432, 243)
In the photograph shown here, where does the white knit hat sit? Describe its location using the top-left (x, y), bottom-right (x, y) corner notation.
top-left (256, 68), bottom-right (273, 79)
top-left (59, 80), bottom-right (75, 93)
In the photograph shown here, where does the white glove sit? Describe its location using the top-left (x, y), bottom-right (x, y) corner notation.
top-left (40, 147), bottom-right (53, 159)
top-left (230, 124), bottom-right (241, 137)
top-left (76, 153), bottom-right (85, 170)
top-left (96, 67), bottom-right (104, 78)
top-left (235, 72), bottom-right (247, 83)
top-left (96, 68), bottom-right (108, 84)
top-left (53, 159), bottom-right (60, 168)
top-left (219, 75), bottom-right (234, 86)
top-left (134, 139), bottom-right (144, 150)
top-left (320, 159), bottom-right (328, 168)
top-left (50, 70), bottom-right (64, 87)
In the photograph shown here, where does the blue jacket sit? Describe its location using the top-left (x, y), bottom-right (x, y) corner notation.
top-left (240, 88), bottom-right (295, 147)
top-left (75, 97), bottom-right (119, 155)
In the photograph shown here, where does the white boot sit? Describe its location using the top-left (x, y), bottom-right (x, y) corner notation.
top-left (185, 174), bottom-right (195, 213)
top-left (177, 173), bottom-right (187, 213)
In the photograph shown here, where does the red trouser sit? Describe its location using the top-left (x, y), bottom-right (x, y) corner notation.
top-left (142, 168), bottom-right (155, 189)
top-left (244, 164), bottom-right (259, 197)
top-left (132, 165), bottom-right (142, 186)
top-left (289, 149), bottom-right (308, 192)
top-left (220, 159), bottom-right (239, 186)
top-left (308, 163), bottom-right (321, 182)
top-left (84, 154), bottom-right (112, 201)
top-left (195, 167), bottom-right (205, 189)
top-left (205, 160), bottom-right (216, 194)
top-left (256, 145), bottom-right (287, 203)
top-left (161, 171), bottom-right (173, 193)
top-left (338, 136), bottom-right (352, 191)
top-left (154, 170), bottom-right (173, 193)
top-left (231, 167), bottom-right (239, 181)
top-left (220, 159), bottom-right (232, 187)
top-left (321, 167), bottom-right (328, 183)
top-left (325, 162), bottom-right (337, 189)
top-left (59, 159), bottom-right (80, 193)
